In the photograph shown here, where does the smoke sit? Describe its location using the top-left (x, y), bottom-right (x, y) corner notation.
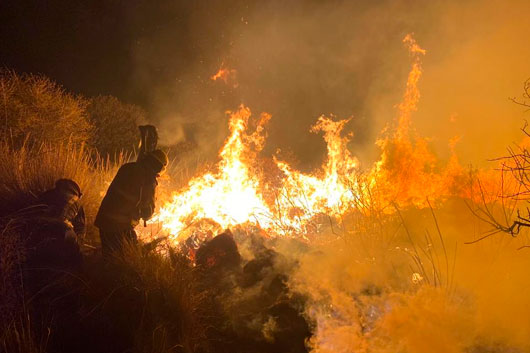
top-left (272, 203), bottom-right (530, 353)
top-left (129, 0), bottom-right (429, 164)
top-left (130, 0), bottom-right (529, 169)
top-left (199, 201), bottom-right (530, 352)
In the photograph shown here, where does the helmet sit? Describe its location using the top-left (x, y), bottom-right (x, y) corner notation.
top-left (148, 149), bottom-right (168, 169)
top-left (55, 179), bottom-right (82, 197)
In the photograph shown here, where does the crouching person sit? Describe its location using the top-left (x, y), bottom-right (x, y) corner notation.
top-left (95, 150), bottom-right (168, 257)
top-left (39, 178), bottom-right (86, 243)
top-left (34, 178), bottom-right (86, 269)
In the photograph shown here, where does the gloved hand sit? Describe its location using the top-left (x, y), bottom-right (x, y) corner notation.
top-left (64, 227), bottom-right (77, 243)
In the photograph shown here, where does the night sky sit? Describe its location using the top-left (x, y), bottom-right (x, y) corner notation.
top-left (0, 0), bottom-right (246, 106)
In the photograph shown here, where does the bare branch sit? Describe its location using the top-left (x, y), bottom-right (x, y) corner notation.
top-left (464, 229), bottom-right (502, 245)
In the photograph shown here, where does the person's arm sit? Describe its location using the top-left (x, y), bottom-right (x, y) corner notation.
top-left (72, 205), bottom-right (86, 240)
top-left (139, 176), bottom-right (157, 221)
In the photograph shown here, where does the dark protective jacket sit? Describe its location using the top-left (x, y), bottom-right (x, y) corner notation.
top-left (95, 161), bottom-right (158, 231)
top-left (38, 187), bottom-right (86, 238)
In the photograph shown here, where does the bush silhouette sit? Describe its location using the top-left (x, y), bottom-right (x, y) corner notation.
top-left (87, 95), bottom-right (145, 159)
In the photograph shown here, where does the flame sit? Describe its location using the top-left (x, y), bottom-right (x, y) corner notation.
top-left (154, 106), bottom-right (273, 243)
top-left (142, 34), bottom-right (497, 244)
top-left (211, 64), bottom-right (238, 87)
top-left (153, 108), bottom-right (364, 241)
top-left (273, 116), bottom-right (361, 233)
top-left (367, 34), bottom-right (468, 208)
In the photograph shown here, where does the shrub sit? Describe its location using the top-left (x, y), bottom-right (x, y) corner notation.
top-left (87, 95), bottom-right (145, 159)
top-left (0, 70), bottom-right (92, 148)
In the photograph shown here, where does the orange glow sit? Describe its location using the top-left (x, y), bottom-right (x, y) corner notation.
top-left (152, 106), bottom-right (272, 243)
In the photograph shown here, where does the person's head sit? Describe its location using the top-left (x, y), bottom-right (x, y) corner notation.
top-left (55, 179), bottom-right (82, 198)
top-left (143, 149), bottom-right (168, 175)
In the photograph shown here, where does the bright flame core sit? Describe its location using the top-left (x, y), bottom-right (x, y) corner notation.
top-left (155, 106), bottom-right (273, 242)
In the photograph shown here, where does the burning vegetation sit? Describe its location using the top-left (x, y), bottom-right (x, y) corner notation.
top-left (140, 35), bottom-right (472, 242)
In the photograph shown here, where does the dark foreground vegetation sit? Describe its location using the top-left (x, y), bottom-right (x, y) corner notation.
top-left (0, 70), bottom-right (310, 353)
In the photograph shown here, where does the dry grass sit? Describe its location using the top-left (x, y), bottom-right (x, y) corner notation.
top-left (0, 139), bottom-right (116, 349)
top-left (0, 67), bottom-right (211, 352)
top-left (1, 314), bottom-right (50, 353)
top-left (79, 243), bottom-right (208, 353)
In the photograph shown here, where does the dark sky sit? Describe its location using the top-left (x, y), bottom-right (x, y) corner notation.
top-left (0, 0), bottom-right (246, 105)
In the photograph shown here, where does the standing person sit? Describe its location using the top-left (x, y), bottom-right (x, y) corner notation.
top-left (95, 149), bottom-right (168, 256)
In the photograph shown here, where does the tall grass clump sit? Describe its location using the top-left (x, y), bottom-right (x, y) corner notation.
top-left (87, 95), bottom-right (146, 160)
top-left (1, 315), bottom-right (49, 353)
top-left (0, 68), bottom-right (210, 353)
top-left (0, 220), bottom-right (26, 321)
top-left (75, 244), bottom-right (208, 353)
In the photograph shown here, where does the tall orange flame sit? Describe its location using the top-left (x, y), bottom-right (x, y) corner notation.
top-left (154, 106), bottom-right (272, 243)
top-left (368, 34), bottom-right (467, 208)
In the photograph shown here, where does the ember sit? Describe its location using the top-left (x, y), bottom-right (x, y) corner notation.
top-left (211, 64), bottom-right (238, 87)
